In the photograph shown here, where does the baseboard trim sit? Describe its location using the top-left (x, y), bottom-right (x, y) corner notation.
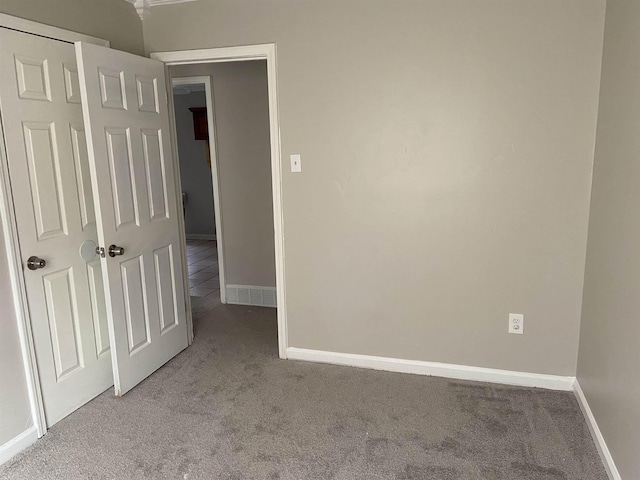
top-left (226, 284), bottom-right (276, 308)
top-left (286, 347), bottom-right (576, 391)
top-left (0, 426), bottom-right (38, 466)
top-left (185, 234), bottom-right (216, 241)
top-left (573, 380), bottom-right (621, 480)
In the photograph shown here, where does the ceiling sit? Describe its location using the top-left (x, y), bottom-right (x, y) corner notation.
top-left (172, 84), bottom-right (206, 96)
top-left (125, 0), bottom-right (199, 20)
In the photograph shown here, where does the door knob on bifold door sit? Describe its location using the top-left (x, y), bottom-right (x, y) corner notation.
top-left (108, 245), bottom-right (125, 257)
top-left (27, 256), bottom-right (46, 270)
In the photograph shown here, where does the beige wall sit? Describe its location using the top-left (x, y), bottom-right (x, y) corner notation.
top-left (0, 235), bottom-right (33, 446)
top-left (0, 0), bottom-right (144, 54)
top-left (577, 0), bottom-right (640, 477)
top-left (171, 62), bottom-right (276, 287)
top-left (147, 0), bottom-right (605, 375)
top-left (173, 91), bottom-right (217, 237)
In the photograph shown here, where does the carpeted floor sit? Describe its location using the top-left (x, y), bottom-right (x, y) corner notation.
top-left (1, 297), bottom-right (607, 479)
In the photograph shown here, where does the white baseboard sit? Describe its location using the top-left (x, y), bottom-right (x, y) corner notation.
top-left (185, 234), bottom-right (216, 241)
top-left (226, 284), bottom-right (276, 308)
top-left (574, 380), bottom-right (621, 480)
top-left (0, 426), bottom-right (38, 467)
top-left (286, 347), bottom-right (576, 391)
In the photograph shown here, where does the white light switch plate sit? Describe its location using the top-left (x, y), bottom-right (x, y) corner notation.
top-left (290, 154), bottom-right (301, 173)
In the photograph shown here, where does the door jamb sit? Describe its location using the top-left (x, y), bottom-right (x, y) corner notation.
top-left (152, 45), bottom-right (288, 358)
top-left (171, 76), bottom-right (227, 304)
top-left (0, 14), bottom-right (110, 437)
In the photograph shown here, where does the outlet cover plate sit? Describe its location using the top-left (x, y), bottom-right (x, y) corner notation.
top-left (509, 313), bottom-right (524, 334)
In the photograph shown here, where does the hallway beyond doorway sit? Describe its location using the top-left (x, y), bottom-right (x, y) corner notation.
top-left (186, 240), bottom-right (220, 300)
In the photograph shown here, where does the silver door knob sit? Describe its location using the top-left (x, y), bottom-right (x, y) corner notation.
top-left (108, 245), bottom-right (125, 257)
top-left (27, 256), bottom-right (46, 270)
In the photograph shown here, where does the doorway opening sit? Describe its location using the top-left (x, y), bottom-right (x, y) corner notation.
top-left (163, 50), bottom-right (286, 357)
top-left (172, 76), bottom-right (225, 302)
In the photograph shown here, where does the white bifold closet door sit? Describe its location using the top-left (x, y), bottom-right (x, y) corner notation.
top-left (75, 42), bottom-right (189, 396)
top-left (0, 29), bottom-right (113, 426)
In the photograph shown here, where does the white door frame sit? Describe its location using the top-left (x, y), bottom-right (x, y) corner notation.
top-left (171, 76), bottom-right (227, 304)
top-left (152, 45), bottom-right (288, 359)
top-left (0, 14), bottom-right (110, 438)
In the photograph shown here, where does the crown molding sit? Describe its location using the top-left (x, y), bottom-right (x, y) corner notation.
top-left (126, 0), bottom-right (199, 20)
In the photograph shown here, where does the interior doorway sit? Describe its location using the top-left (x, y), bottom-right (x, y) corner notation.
top-left (154, 45), bottom-right (287, 358)
top-left (171, 76), bottom-right (225, 302)
top-left (169, 60), bottom-right (280, 318)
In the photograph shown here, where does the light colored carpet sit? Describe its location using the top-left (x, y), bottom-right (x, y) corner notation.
top-left (1, 297), bottom-right (607, 479)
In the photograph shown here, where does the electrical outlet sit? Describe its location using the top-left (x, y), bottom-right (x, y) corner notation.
top-left (509, 313), bottom-right (524, 334)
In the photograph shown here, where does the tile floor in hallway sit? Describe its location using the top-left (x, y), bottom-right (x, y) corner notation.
top-left (186, 239), bottom-right (220, 300)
